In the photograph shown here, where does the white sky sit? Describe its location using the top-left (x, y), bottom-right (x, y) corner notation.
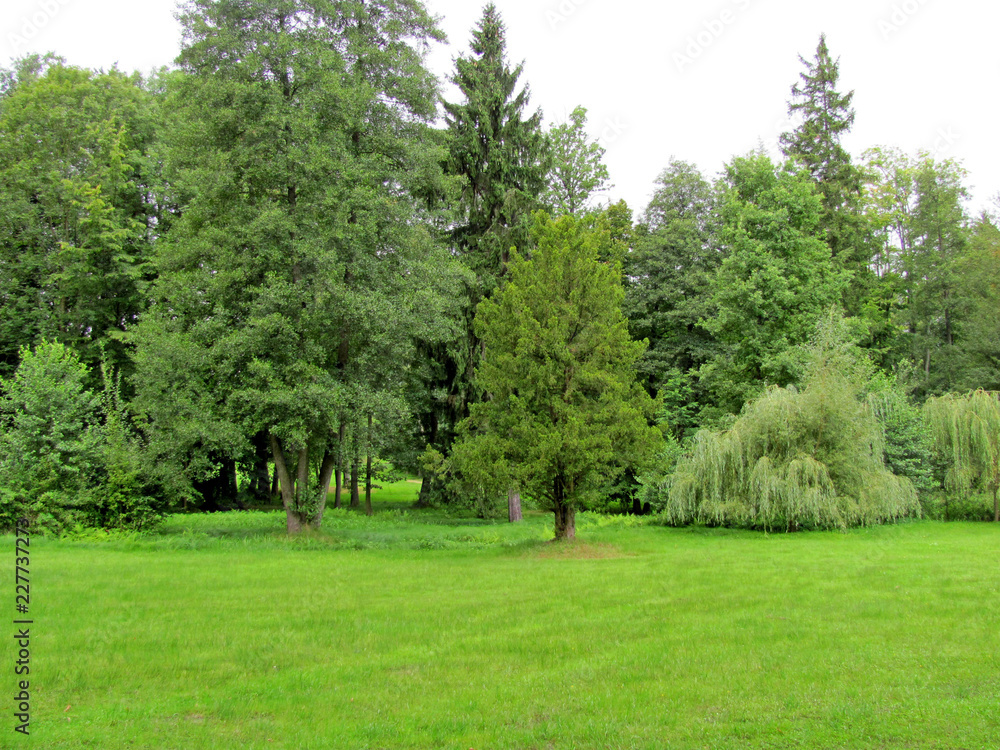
top-left (4, 0), bottom-right (998, 217)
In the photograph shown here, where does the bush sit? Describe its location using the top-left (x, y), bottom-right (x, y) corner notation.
top-left (865, 372), bottom-right (937, 496)
top-left (0, 343), bottom-right (167, 533)
top-left (0, 342), bottom-right (103, 532)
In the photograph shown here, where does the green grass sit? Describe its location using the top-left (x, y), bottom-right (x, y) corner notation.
top-left (4, 480), bottom-right (1000, 749)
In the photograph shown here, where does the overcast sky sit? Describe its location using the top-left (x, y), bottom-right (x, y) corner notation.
top-left (4, 0), bottom-right (997, 217)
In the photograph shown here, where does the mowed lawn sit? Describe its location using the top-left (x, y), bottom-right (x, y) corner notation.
top-left (4, 483), bottom-right (1000, 749)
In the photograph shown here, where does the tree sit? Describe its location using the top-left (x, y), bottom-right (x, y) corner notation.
top-left (453, 213), bottom-right (662, 540)
top-left (905, 156), bottom-right (970, 392)
top-left (623, 159), bottom-right (721, 435)
top-left (131, 0), bottom-right (449, 533)
top-left (443, 2), bottom-right (548, 291)
top-left (780, 34), bottom-right (873, 313)
top-left (924, 391), bottom-right (1000, 522)
top-left (543, 105), bottom-right (611, 215)
top-left (429, 3), bottom-right (549, 520)
top-left (0, 60), bottom-right (160, 381)
top-left (703, 152), bottom-right (847, 413)
top-left (951, 216), bottom-right (1000, 391)
top-left (665, 315), bottom-right (919, 530)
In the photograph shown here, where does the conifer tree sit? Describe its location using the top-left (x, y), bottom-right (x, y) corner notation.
top-left (780, 34), bottom-right (873, 312)
top-left (443, 2), bottom-right (548, 292)
top-left (453, 214), bottom-right (661, 539)
top-left (427, 4), bottom-right (548, 519)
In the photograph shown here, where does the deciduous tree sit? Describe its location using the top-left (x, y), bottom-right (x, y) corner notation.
top-left (131, 0), bottom-right (449, 533)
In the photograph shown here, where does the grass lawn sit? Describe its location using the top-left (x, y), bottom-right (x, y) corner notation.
top-left (3, 480), bottom-right (999, 749)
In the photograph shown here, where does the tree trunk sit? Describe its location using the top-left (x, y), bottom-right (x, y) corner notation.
top-left (554, 502), bottom-right (576, 540)
top-left (993, 485), bottom-right (999, 523)
top-left (508, 486), bottom-right (522, 522)
top-left (296, 447), bottom-right (309, 515)
top-left (269, 433), bottom-right (303, 534)
top-left (552, 475), bottom-right (575, 540)
top-left (270, 465), bottom-right (279, 500)
top-left (314, 448), bottom-right (337, 527)
top-left (252, 432), bottom-right (270, 501)
top-left (333, 420), bottom-right (346, 509)
top-left (350, 428), bottom-right (361, 509)
top-left (365, 413), bottom-right (374, 516)
top-left (225, 458), bottom-right (239, 503)
top-left (416, 474), bottom-right (435, 508)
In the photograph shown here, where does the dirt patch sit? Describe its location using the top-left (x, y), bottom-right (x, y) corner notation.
top-left (530, 541), bottom-right (626, 559)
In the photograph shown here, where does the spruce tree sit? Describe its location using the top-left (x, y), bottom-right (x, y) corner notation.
top-left (443, 2), bottom-right (548, 292)
top-left (780, 34), bottom-right (872, 312)
top-left (425, 4), bottom-right (548, 519)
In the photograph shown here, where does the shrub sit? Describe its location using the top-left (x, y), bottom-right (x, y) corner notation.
top-left (0, 342), bottom-right (103, 532)
top-left (0, 343), bottom-right (168, 533)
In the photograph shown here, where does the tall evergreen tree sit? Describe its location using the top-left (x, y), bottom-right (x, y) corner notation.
top-left (442, 2), bottom-right (548, 292)
top-left (424, 4), bottom-right (548, 519)
top-left (780, 34), bottom-right (872, 313)
top-left (452, 214), bottom-right (661, 539)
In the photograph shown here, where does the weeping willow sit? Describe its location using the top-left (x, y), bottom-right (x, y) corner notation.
top-left (923, 390), bottom-right (1000, 522)
top-left (667, 356), bottom-right (919, 531)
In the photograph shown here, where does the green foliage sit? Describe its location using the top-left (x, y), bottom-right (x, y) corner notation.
top-left (452, 212), bottom-right (662, 537)
top-left (0, 341), bottom-right (168, 532)
top-left (865, 372), bottom-right (936, 496)
top-left (863, 149), bottom-right (976, 394)
top-left (703, 152), bottom-right (847, 412)
top-left (624, 159), bottom-right (721, 431)
top-left (779, 34), bottom-right (873, 309)
top-left (665, 317), bottom-right (919, 530)
top-left (0, 341), bottom-right (102, 532)
top-left (923, 390), bottom-right (1000, 521)
top-left (543, 105), bottom-right (611, 215)
top-left (443, 2), bottom-right (548, 291)
top-left (0, 60), bottom-right (160, 380)
top-left (132, 0), bottom-right (452, 532)
top-left (93, 361), bottom-right (166, 530)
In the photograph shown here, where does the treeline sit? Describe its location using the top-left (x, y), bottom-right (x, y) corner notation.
top-left (1, 3), bottom-right (998, 536)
